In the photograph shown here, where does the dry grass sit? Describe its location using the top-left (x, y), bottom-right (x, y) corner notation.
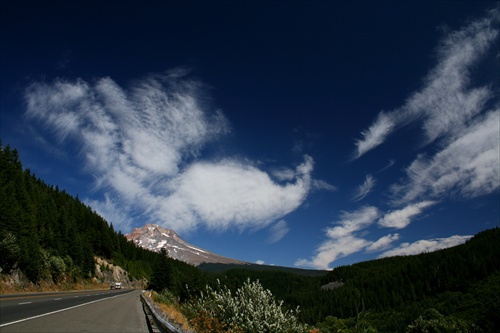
top-left (0, 276), bottom-right (109, 294)
top-left (157, 302), bottom-right (193, 331)
top-left (146, 291), bottom-right (193, 331)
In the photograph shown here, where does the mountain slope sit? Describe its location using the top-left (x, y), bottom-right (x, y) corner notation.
top-left (125, 224), bottom-right (247, 266)
top-left (0, 143), bottom-right (158, 286)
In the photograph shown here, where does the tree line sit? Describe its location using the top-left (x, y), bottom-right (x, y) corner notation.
top-left (148, 228), bottom-right (500, 332)
top-left (203, 229), bottom-right (500, 332)
top-left (0, 141), bottom-right (207, 293)
top-left (0, 142), bottom-right (160, 283)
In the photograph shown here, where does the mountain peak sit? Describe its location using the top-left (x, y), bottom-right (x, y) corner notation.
top-left (125, 224), bottom-right (246, 266)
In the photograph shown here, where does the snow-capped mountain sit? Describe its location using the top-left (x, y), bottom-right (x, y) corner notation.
top-left (125, 224), bottom-right (247, 266)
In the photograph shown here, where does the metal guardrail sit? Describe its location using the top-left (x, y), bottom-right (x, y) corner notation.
top-left (141, 291), bottom-right (193, 333)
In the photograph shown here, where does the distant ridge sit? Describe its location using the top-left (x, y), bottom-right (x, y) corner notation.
top-left (125, 224), bottom-right (247, 266)
top-left (198, 262), bottom-right (329, 277)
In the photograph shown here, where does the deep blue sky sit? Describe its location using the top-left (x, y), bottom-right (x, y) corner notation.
top-left (1, 1), bottom-right (499, 269)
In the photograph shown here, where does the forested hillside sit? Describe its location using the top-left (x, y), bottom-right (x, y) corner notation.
top-left (0, 142), bottom-right (194, 288)
top-left (206, 229), bottom-right (500, 331)
top-left (2, 140), bottom-right (499, 332)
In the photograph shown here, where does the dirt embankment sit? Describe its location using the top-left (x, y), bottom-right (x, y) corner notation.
top-left (0, 257), bottom-right (145, 294)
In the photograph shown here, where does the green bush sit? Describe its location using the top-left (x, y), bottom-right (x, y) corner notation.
top-left (315, 312), bottom-right (378, 333)
top-left (0, 232), bottom-right (20, 273)
top-left (155, 289), bottom-right (178, 305)
top-left (49, 255), bottom-right (66, 282)
top-left (188, 278), bottom-right (309, 333)
top-left (406, 308), bottom-right (482, 333)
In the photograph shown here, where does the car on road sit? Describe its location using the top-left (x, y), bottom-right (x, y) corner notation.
top-left (110, 282), bottom-right (122, 290)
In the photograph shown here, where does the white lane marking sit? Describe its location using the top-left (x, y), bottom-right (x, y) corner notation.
top-left (54, 298), bottom-right (62, 300)
top-left (0, 292), bottom-right (130, 327)
top-left (18, 302), bottom-right (32, 305)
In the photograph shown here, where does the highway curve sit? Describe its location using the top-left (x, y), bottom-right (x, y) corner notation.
top-left (0, 289), bottom-right (149, 332)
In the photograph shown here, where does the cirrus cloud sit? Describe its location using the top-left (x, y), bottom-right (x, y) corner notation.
top-left (391, 110), bottom-right (500, 204)
top-left (352, 174), bottom-right (376, 202)
top-left (379, 235), bottom-right (472, 258)
top-left (268, 220), bottom-right (291, 244)
top-left (366, 233), bottom-right (400, 252)
top-left (24, 70), bottom-right (317, 233)
top-left (295, 206), bottom-right (380, 269)
top-left (378, 201), bottom-right (436, 229)
top-left (298, 9), bottom-right (499, 270)
top-left (353, 8), bottom-right (499, 159)
top-left (354, 112), bottom-right (395, 159)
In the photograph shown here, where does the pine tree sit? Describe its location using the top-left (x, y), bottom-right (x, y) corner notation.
top-left (149, 248), bottom-right (173, 292)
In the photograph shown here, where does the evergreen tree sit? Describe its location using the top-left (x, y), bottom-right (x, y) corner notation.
top-left (0, 140), bottom-right (160, 284)
top-left (149, 248), bottom-right (174, 292)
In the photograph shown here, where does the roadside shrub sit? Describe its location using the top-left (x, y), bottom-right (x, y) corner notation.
top-left (187, 278), bottom-right (309, 333)
top-left (189, 309), bottom-right (243, 333)
top-left (154, 288), bottom-right (178, 305)
top-left (148, 290), bottom-right (193, 331)
top-left (316, 315), bottom-right (378, 333)
top-left (39, 248), bottom-right (52, 280)
top-left (0, 232), bottom-right (20, 273)
top-left (406, 308), bottom-right (482, 333)
top-left (49, 255), bottom-right (66, 282)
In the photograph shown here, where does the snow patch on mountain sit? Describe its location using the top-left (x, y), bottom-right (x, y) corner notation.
top-left (125, 224), bottom-right (247, 266)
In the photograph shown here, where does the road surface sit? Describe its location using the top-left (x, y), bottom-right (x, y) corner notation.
top-left (0, 289), bottom-right (149, 332)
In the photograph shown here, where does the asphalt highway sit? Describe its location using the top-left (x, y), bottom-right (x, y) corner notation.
top-left (0, 289), bottom-right (149, 332)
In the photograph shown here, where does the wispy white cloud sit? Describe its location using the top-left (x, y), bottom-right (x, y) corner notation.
top-left (352, 9), bottom-right (500, 207)
top-left (379, 235), bottom-right (472, 258)
top-left (85, 194), bottom-right (135, 232)
top-left (378, 201), bottom-right (436, 229)
top-left (354, 112), bottom-right (395, 159)
top-left (271, 167), bottom-right (296, 181)
top-left (326, 206), bottom-right (380, 238)
top-left (376, 159), bottom-right (395, 173)
top-left (299, 11), bottom-right (499, 269)
top-left (352, 174), bottom-right (376, 201)
top-left (312, 179), bottom-right (337, 192)
top-left (255, 260), bottom-right (265, 265)
top-left (24, 70), bottom-right (316, 233)
top-left (296, 235), bottom-right (370, 270)
top-left (296, 206), bottom-right (380, 269)
top-left (268, 220), bottom-right (290, 243)
top-left (366, 233), bottom-right (400, 252)
top-left (391, 110), bottom-right (500, 204)
top-left (353, 9), bottom-right (499, 158)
